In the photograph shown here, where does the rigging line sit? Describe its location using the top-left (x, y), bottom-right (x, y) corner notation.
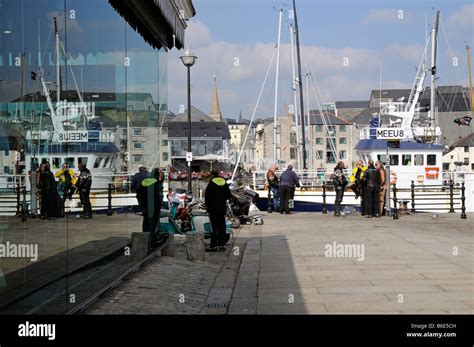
top-left (231, 46), bottom-right (277, 181)
top-left (299, 42), bottom-right (339, 162)
top-left (439, 16), bottom-right (471, 111)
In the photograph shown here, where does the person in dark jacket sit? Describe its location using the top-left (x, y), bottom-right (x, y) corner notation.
top-left (266, 165), bottom-right (280, 212)
top-left (205, 170), bottom-right (232, 252)
top-left (138, 168), bottom-right (163, 248)
top-left (362, 160), bottom-right (380, 218)
top-left (279, 165), bottom-right (300, 214)
top-left (132, 166), bottom-right (149, 192)
top-left (77, 164), bottom-right (93, 219)
top-left (332, 161), bottom-right (348, 217)
top-left (38, 163), bottom-right (56, 220)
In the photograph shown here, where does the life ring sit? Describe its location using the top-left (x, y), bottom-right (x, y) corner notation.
top-left (390, 171), bottom-right (398, 185)
top-left (425, 167), bottom-right (439, 179)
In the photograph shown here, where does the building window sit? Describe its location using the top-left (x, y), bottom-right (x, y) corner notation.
top-left (339, 150), bottom-right (347, 159)
top-left (290, 132), bottom-right (297, 145)
top-left (316, 138), bottom-right (323, 145)
top-left (326, 151), bottom-right (336, 163)
top-left (472, 164), bottom-right (474, 170)
top-left (133, 155), bottom-right (143, 163)
top-left (163, 152), bottom-right (169, 161)
top-left (133, 129), bottom-right (143, 137)
top-left (339, 125), bottom-right (346, 132)
top-left (389, 155), bottom-right (399, 166)
top-left (162, 140), bottom-right (168, 146)
top-left (316, 151), bottom-right (324, 160)
top-left (133, 142), bottom-right (143, 149)
top-left (414, 154), bottom-right (424, 165)
top-left (402, 154), bottom-right (412, 166)
top-left (316, 125), bottom-right (323, 132)
top-left (290, 148), bottom-right (297, 159)
top-left (443, 163), bottom-right (450, 171)
top-left (427, 154), bottom-right (436, 165)
top-left (339, 137), bottom-right (346, 145)
top-left (327, 126), bottom-right (336, 137)
top-left (464, 146), bottom-right (469, 153)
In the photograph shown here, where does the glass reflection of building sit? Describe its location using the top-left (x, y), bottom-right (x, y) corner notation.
top-left (0, 0), bottom-right (192, 178)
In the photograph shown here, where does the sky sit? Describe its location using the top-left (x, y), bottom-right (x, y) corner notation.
top-left (167, 0), bottom-right (474, 120)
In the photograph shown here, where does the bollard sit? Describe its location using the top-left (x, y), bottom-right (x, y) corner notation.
top-left (322, 181), bottom-right (327, 214)
top-left (107, 183), bottom-right (113, 216)
top-left (410, 180), bottom-right (416, 213)
top-left (267, 186), bottom-right (273, 213)
top-left (392, 183), bottom-right (399, 220)
top-left (449, 180), bottom-right (455, 213)
top-left (461, 182), bottom-right (467, 219)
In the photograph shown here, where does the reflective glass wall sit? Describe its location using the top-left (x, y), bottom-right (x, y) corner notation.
top-left (0, 0), bottom-right (168, 313)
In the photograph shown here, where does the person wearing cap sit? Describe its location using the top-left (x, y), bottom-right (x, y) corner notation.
top-left (279, 165), bottom-right (300, 214)
top-left (205, 170), bottom-right (232, 252)
top-left (332, 161), bottom-right (348, 217)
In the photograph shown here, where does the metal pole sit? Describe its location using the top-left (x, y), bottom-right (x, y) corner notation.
top-left (429, 11), bottom-right (440, 128)
top-left (306, 73), bottom-right (312, 170)
top-left (461, 182), bottom-right (467, 219)
top-left (449, 179), bottom-right (455, 213)
top-left (293, 0), bottom-right (307, 169)
top-left (411, 180), bottom-right (416, 213)
top-left (187, 66), bottom-right (192, 193)
top-left (392, 183), bottom-right (399, 220)
top-left (289, 25), bottom-right (301, 170)
top-left (322, 181), bottom-right (327, 214)
top-left (273, 9), bottom-right (283, 166)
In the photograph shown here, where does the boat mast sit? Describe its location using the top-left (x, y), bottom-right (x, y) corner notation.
top-left (467, 45), bottom-right (474, 114)
top-left (273, 8), bottom-right (283, 166)
top-left (289, 25), bottom-right (301, 170)
top-left (54, 17), bottom-right (61, 104)
top-left (292, 0), bottom-right (307, 170)
top-left (429, 11), bottom-right (439, 128)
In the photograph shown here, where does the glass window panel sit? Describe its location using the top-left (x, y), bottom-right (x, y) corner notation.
top-left (414, 154), bottom-right (424, 166)
top-left (427, 155), bottom-right (436, 165)
top-left (402, 155), bottom-right (412, 166)
top-left (390, 155), bottom-right (399, 166)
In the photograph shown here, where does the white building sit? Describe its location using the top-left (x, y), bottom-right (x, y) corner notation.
top-left (443, 132), bottom-right (474, 172)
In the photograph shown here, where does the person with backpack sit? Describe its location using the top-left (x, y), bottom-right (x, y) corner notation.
top-left (76, 164), bottom-right (93, 219)
top-left (137, 168), bottom-right (163, 248)
top-left (362, 160), bottom-right (381, 218)
top-left (205, 170), bottom-right (232, 252)
top-left (332, 161), bottom-right (348, 217)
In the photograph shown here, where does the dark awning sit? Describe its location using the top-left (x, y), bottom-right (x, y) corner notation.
top-left (108, 0), bottom-right (192, 50)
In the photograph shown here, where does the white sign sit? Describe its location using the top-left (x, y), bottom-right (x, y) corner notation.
top-left (58, 131), bottom-right (88, 143)
top-left (376, 128), bottom-right (405, 140)
top-left (186, 152), bottom-right (193, 162)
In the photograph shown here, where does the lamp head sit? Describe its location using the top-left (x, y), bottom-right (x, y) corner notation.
top-left (180, 48), bottom-right (197, 67)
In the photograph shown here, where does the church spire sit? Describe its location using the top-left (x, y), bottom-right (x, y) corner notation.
top-left (210, 75), bottom-right (222, 122)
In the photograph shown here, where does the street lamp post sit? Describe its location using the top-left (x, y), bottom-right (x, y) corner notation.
top-left (180, 49), bottom-right (197, 194)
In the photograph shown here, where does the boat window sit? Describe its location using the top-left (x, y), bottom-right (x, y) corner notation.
top-left (389, 155), bottom-right (399, 166)
top-left (78, 157), bottom-right (88, 167)
top-left (94, 157), bottom-right (102, 169)
top-left (427, 155), bottom-right (436, 166)
top-left (402, 155), bottom-right (412, 166)
top-left (103, 157), bottom-right (111, 168)
top-left (52, 158), bottom-right (61, 169)
top-left (414, 154), bottom-right (424, 166)
top-left (65, 158), bottom-right (75, 169)
top-left (377, 154), bottom-right (388, 165)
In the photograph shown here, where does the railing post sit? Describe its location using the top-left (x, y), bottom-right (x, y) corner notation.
top-left (449, 179), bottom-right (455, 213)
top-left (410, 180), bottom-right (416, 213)
top-left (322, 181), bottom-right (327, 214)
top-left (21, 186), bottom-right (27, 222)
top-left (392, 183), bottom-right (398, 220)
top-left (107, 183), bottom-right (113, 216)
top-left (16, 179), bottom-right (21, 216)
top-left (461, 182), bottom-right (467, 219)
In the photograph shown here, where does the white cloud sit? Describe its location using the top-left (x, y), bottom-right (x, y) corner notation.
top-left (447, 4), bottom-right (474, 27)
top-left (363, 8), bottom-right (411, 23)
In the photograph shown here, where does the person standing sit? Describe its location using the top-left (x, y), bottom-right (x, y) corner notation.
top-left (77, 164), bottom-right (92, 219)
top-left (266, 165), bottom-right (280, 213)
top-left (205, 170), bottom-right (232, 252)
top-left (376, 160), bottom-right (387, 216)
top-left (38, 163), bottom-right (56, 220)
top-left (55, 163), bottom-right (77, 202)
top-left (138, 168), bottom-right (163, 248)
top-left (279, 165), bottom-right (300, 215)
top-left (362, 160), bottom-right (380, 218)
top-left (332, 161), bottom-right (348, 217)
top-left (350, 160), bottom-right (367, 215)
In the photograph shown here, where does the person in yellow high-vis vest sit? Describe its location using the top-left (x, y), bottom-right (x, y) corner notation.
top-left (350, 160), bottom-right (368, 215)
top-left (55, 163), bottom-right (78, 202)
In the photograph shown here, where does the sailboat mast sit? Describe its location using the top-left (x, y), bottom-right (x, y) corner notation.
top-left (292, 0), bottom-right (307, 169)
top-left (467, 45), bottom-right (474, 113)
top-left (273, 8), bottom-right (283, 166)
top-left (429, 11), bottom-right (439, 128)
top-left (290, 25), bottom-right (301, 170)
top-left (54, 17), bottom-right (61, 104)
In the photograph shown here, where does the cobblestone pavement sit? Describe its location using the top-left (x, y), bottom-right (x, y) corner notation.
top-left (86, 212), bottom-right (474, 314)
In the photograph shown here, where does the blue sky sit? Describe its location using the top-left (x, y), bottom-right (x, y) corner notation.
top-left (168, 0), bottom-right (474, 119)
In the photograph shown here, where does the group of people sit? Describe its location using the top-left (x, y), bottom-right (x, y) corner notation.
top-left (265, 160), bottom-right (387, 218)
top-left (266, 165), bottom-right (300, 214)
top-left (36, 161), bottom-right (92, 220)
